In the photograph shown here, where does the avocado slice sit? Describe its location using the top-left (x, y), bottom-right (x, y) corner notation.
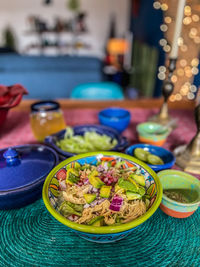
top-left (118, 178), bottom-right (138, 192)
top-left (134, 148), bottom-right (149, 162)
top-left (138, 186), bottom-right (146, 196)
top-left (89, 175), bottom-right (104, 188)
top-left (66, 168), bottom-right (80, 184)
top-left (128, 176), bottom-right (139, 190)
top-left (147, 154), bottom-right (164, 165)
top-left (131, 174), bottom-right (145, 187)
top-left (83, 194), bottom-right (97, 204)
top-left (100, 185), bottom-right (112, 198)
top-left (88, 216), bottom-right (104, 226)
top-left (126, 191), bottom-right (142, 200)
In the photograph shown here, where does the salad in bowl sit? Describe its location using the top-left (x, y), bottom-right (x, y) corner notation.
top-left (43, 152), bottom-right (162, 243)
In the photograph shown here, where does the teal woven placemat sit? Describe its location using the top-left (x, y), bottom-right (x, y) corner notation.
top-left (0, 199), bottom-right (199, 267)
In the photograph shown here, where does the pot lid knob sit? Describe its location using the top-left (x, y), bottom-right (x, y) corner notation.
top-left (3, 148), bottom-right (20, 164)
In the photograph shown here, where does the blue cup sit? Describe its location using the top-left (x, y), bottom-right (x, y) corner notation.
top-left (98, 107), bottom-right (131, 133)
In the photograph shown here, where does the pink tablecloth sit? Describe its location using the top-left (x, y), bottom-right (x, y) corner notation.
top-left (0, 108), bottom-right (196, 150)
top-left (0, 107), bottom-right (198, 178)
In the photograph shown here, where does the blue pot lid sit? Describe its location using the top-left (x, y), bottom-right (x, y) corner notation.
top-left (0, 144), bottom-right (58, 192)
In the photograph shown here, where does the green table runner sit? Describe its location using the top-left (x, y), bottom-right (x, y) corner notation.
top-left (0, 199), bottom-right (199, 267)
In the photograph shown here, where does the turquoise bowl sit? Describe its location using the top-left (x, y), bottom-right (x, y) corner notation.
top-left (43, 151), bottom-right (162, 243)
top-left (137, 122), bottom-right (170, 146)
top-left (157, 170), bottom-right (200, 218)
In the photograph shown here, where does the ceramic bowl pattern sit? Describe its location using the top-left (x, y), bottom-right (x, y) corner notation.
top-left (43, 151), bottom-right (162, 243)
top-left (98, 107), bottom-right (131, 133)
top-left (125, 144), bottom-right (176, 172)
top-left (157, 170), bottom-right (200, 218)
top-left (45, 124), bottom-right (129, 161)
top-left (137, 122), bottom-right (170, 146)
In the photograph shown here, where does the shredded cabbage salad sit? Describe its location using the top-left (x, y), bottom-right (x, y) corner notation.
top-left (56, 158), bottom-right (152, 226)
top-left (56, 127), bottom-right (118, 153)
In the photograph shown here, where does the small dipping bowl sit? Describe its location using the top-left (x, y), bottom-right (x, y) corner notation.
top-left (136, 122), bottom-right (170, 146)
top-left (157, 170), bottom-right (200, 218)
top-left (98, 107), bottom-right (131, 133)
top-left (125, 144), bottom-right (176, 172)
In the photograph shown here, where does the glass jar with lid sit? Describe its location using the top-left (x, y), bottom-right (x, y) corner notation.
top-left (30, 101), bottom-right (66, 142)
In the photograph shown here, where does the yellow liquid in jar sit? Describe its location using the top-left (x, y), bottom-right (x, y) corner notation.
top-left (30, 111), bottom-right (66, 142)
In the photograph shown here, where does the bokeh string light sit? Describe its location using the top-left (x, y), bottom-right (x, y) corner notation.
top-left (154, 0), bottom-right (200, 101)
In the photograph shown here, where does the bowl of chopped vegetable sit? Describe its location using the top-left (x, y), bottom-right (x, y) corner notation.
top-left (45, 124), bottom-right (129, 160)
top-left (157, 170), bottom-right (200, 218)
top-left (42, 151), bottom-right (162, 243)
top-left (125, 144), bottom-right (176, 172)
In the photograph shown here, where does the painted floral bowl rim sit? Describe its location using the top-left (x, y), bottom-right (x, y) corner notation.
top-left (42, 151), bottom-right (163, 234)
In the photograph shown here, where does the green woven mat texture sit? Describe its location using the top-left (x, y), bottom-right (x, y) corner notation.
top-left (0, 199), bottom-right (199, 267)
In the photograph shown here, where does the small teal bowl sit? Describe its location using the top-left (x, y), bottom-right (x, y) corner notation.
top-left (125, 144), bottom-right (176, 172)
top-left (43, 151), bottom-right (162, 243)
top-left (98, 107), bottom-right (131, 133)
top-left (137, 122), bottom-right (170, 146)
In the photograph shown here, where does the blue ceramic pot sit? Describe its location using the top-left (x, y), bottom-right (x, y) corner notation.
top-left (45, 124), bottom-right (129, 161)
top-left (0, 144), bottom-right (59, 209)
top-left (125, 144), bottom-right (175, 172)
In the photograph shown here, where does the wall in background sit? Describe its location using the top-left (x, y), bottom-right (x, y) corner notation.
top-left (0, 0), bottom-right (130, 57)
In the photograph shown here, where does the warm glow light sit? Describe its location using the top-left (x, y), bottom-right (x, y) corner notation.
top-left (180, 59), bottom-right (187, 67)
top-left (186, 72), bottom-right (193, 78)
top-left (192, 67), bottom-right (199, 75)
top-left (175, 93), bottom-right (182, 101)
top-left (190, 85), bottom-right (197, 92)
top-left (189, 28), bottom-right (198, 38)
top-left (160, 24), bottom-right (168, 32)
top-left (180, 88), bottom-right (188, 96)
top-left (180, 84), bottom-right (190, 95)
top-left (185, 66), bottom-right (192, 77)
top-left (191, 58), bottom-right (199, 67)
top-left (194, 37), bottom-right (200, 44)
top-left (153, 1), bottom-right (161, 9)
top-left (163, 45), bottom-right (171, 52)
top-left (171, 75), bottom-right (178, 83)
top-left (192, 14), bottom-right (200, 22)
top-left (178, 37), bottom-right (184, 46)
top-left (159, 39), bottom-right (167, 46)
top-left (159, 66), bottom-right (166, 72)
top-left (165, 16), bottom-right (172, 24)
top-left (183, 17), bottom-right (192, 25)
top-left (184, 5), bottom-right (192, 16)
top-left (158, 72), bottom-right (166, 80)
top-left (177, 68), bottom-right (185, 76)
top-left (169, 95), bottom-right (176, 102)
top-left (161, 3), bottom-right (168, 11)
top-left (187, 92), bottom-right (195, 100)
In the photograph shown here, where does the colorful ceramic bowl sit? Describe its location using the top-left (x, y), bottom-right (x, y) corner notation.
top-left (43, 151), bottom-right (162, 243)
top-left (98, 107), bottom-right (131, 133)
top-left (125, 144), bottom-right (176, 172)
top-left (136, 122), bottom-right (170, 146)
top-left (157, 170), bottom-right (200, 218)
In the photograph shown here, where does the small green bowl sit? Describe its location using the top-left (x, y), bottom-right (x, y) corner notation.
top-left (137, 122), bottom-right (170, 146)
top-left (43, 151), bottom-right (163, 243)
top-left (157, 170), bottom-right (200, 218)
